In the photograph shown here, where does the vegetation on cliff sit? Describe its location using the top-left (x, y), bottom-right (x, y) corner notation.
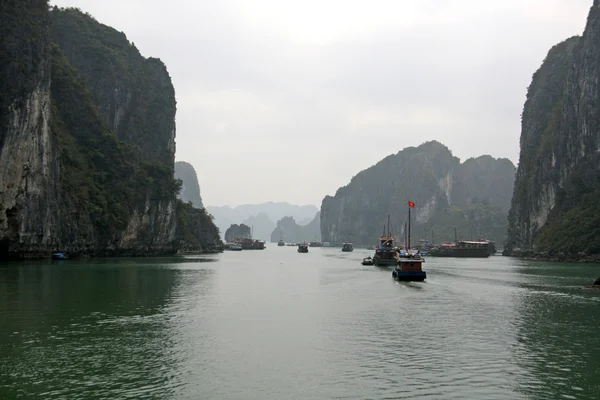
top-left (507, 1), bottom-right (600, 256)
top-left (320, 141), bottom-right (515, 246)
top-left (0, 0), bottom-right (50, 145)
top-left (51, 45), bottom-right (180, 240)
top-left (50, 7), bottom-right (176, 165)
top-left (0, 3), bottom-right (221, 257)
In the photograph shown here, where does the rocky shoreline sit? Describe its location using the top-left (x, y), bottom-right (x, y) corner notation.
top-left (502, 249), bottom-right (600, 263)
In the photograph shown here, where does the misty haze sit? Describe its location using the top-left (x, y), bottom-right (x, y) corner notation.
top-left (2, 1), bottom-right (600, 399)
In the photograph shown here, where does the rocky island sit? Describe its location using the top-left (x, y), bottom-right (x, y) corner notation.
top-left (320, 141), bottom-right (515, 246)
top-left (0, 3), bottom-right (221, 259)
top-left (506, 1), bottom-right (600, 261)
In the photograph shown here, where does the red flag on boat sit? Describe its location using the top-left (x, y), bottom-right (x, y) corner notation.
top-left (408, 201), bottom-right (415, 208)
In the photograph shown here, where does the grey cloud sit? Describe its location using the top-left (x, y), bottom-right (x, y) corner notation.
top-left (51, 0), bottom-right (592, 205)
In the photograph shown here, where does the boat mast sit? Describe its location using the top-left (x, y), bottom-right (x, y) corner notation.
top-left (387, 214), bottom-right (390, 236)
top-left (408, 206), bottom-right (411, 250)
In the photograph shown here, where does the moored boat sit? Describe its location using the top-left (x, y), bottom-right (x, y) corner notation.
top-left (52, 252), bottom-right (69, 260)
top-left (429, 240), bottom-right (490, 258)
top-left (309, 241), bottom-right (322, 247)
top-left (238, 238), bottom-right (266, 250)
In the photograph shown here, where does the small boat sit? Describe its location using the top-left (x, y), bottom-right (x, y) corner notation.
top-left (341, 242), bottom-right (353, 252)
top-left (298, 244), bottom-right (309, 253)
top-left (392, 201), bottom-right (426, 282)
top-left (277, 239), bottom-right (285, 246)
top-left (224, 243), bottom-right (243, 251)
top-left (361, 256), bottom-right (374, 266)
top-left (52, 252), bottom-right (68, 260)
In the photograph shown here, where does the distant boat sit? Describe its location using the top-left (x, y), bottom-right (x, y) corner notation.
top-left (224, 243), bottom-right (242, 251)
top-left (297, 244), bottom-right (309, 253)
top-left (238, 238), bottom-right (266, 250)
top-left (52, 252), bottom-right (68, 260)
top-left (361, 256), bottom-right (374, 266)
top-left (428, 241), bottom-right (490, 258)
top-left (322, 242), bottom-right (332, 247)
top-left (341, 242), bottom-right (354, 252)
top-left (309, 241), bottom-right (322, 247)
top-left (277, 239), bottom-right (285, 246)
top-left (428, 228), bottom-right (490, 258)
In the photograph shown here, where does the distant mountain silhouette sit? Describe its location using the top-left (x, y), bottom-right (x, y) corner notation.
top-left (271, 212), bottom-right (320, 243)
top-left (206, 202), bottom-right (318, 240)
top-left (174, 161), bottom-right (203, 208)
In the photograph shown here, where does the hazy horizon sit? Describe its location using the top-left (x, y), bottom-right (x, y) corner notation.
top-left (51, 0), bottom-right (591, 206)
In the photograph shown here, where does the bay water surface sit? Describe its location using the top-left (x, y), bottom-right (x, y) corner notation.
top-left (1, 246), bottom-right (599, 399)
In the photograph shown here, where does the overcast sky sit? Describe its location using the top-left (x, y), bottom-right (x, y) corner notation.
top-left (51, 0), bottom-right (591, 207)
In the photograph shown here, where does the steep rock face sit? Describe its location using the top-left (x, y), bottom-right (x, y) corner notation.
top-left (174, 161), bottom-right (203, 208)
top-left (0, 4), bottom-right (221, 258)
top-left (50, 44), bottom-right (180, 256)
top-left (0, 0), bottom-right (61, 257)
top-left (321, 141), bottom-right (515, 245)
top-left (242, 212), bottom-right (275, 242)
top-left (50, 7), bottom-right (176, 166)
top-left (270, 212), bottom-right (320, 243)
top-left (506, 37), bottom-right (580, 251)
top-left (176, 202), bottom-right (221, 253)
top-left (507, 1), bottom-right (600, 254)
top-left (224, 224), bottom-right (251, 243)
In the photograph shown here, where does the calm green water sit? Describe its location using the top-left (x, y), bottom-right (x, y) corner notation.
top-left (1, 248), bottom-right (599, 399)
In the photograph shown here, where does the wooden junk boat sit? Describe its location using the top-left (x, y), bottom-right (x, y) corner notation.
top-left (373, 234), bottom-right (398, 267)
top-left (392, 201), bottom-right (427, 282)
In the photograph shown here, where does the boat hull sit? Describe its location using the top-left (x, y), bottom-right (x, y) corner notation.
top-left (392, 270), bottom-right (427, 281)
top-left (428, 248), bottom-right (490, 258)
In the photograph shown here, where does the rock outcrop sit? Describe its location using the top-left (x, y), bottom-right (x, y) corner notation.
top-left (224, 224), bottom-right (251, 243)
top-left (320, 141), bottom-right (515, 245)
top-left (0, 4), bottom-right (221, 258)
top-left (174, 161), bottom-right (203, 208)
top-left (270, 212), bottom-right (321, 243)
top-left (0, 1), bottom-right (60, 256)
top-left (507, 1), bottom-right (600, 255)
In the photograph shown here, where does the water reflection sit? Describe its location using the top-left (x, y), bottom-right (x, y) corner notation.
top-left (0, 260), bottom-right (216, 400)
top-left (512, 261), bottom-right (600, 400)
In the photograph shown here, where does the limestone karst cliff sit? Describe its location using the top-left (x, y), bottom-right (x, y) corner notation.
top-left (320, 141), bottom-right (515, 245)
top-left (507, 1), bottom-right (600, 255)
top-left (224, 224), bottom-right (252, 243)
top-left (174, 161), bottom-right (203, 208)
top-left (0, 3), bottom-right (220, 258)
top-left (0, 0), bottom-right (60, 256)
top-left (270, 212), bottom-right (321, 243)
